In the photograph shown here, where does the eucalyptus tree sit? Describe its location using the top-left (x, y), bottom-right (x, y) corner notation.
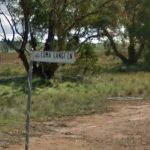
top-left (95, 0), bottom-right (150, 65)
top-left (0, 0), bottom-right (114, 78)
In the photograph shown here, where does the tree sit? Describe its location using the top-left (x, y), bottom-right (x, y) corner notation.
top-left (0, 0), bottom-right (114, 78)
top-left (92, 0), bottom-right (150, 65)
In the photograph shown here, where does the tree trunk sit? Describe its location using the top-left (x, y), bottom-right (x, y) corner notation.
top-left (28, 1), bottom-right (59, 80)
top-left (18, 51), bottom-right (29, 73)
top-left (103, 28), bottom-right (128, 64)
top-left (128, 36), bottom-right (137, 65)
top-left (41, 0), bottom-right (58, 79)
top-left (136, 39), bottom-right (145, 60)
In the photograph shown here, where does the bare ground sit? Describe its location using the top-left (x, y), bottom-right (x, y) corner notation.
top-left (3, 102), bottom-right (150, 150)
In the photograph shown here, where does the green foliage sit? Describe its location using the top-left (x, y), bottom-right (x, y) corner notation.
top-left (144, 44), bottom-right (150, 63)
top-left (1, 0), bottom-right (150, 132)
top-left (1, 0), bottom-right (150, 75)
top-left (1, 62), bottom-right (150, 119)
top-left (1, 70), bottom-right (150, 120)
top-left (0, 42), bottom-right (12, 52)
top-left (89, 0), bottom-right (150, 65)
top-left (0, 116), bottom-right (24, 132)
top-left (1, 60), bottom-right (150, 132)
top-left (77, 43), bottom-right (98, 73)
top-left (103, 40), bottom-right (112, 56)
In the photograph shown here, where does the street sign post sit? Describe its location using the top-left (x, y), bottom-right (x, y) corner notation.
top-left (25, 61), bottom-right (33, 150)
top-left (25, 51), bottom-right (75, 150)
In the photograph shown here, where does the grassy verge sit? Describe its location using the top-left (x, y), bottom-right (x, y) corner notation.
top-left (0, 64), bottom-right (26, 77)
top-left (0, 62), bottom-right (150, 132)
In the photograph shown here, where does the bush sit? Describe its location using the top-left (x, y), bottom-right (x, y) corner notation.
top-left (77, 43), bottom-right (98, 74)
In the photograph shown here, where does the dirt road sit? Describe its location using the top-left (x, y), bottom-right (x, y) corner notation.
top-left (4, 102), bottom-right (150, 150)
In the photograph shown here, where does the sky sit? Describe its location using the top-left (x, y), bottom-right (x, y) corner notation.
top-left (0, 4), bottom-right (101, 43)
top-left (0, 4), bottom-right (16, 40)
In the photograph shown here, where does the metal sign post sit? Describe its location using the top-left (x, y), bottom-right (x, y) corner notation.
top-left (25, 51), bottom-right (75, 150)
top-left (25, 60), bottom-right (33, 150)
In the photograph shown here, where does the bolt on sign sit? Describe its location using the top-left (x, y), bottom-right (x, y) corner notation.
top-left (25, 51), bottom-right (75, 150)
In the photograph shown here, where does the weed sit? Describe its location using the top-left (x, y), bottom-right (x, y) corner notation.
top-left (1, 60), bottom-right (150, 132)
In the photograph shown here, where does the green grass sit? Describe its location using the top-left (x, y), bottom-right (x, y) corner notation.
top-left (1, 72), bottom-right (150, 120)
top-left (1, 59), bottom-right (150, 132)
top-left (0, 64), bottom-right (26, 77)
top-left (0, 116), bottom-right (24, 132)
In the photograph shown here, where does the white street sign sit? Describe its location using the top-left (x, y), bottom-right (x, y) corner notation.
top-left (31, 51), bottom-right (75, 64)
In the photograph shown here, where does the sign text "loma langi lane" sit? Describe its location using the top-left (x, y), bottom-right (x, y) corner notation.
top-left (31, 51), bottom-right (75, 64)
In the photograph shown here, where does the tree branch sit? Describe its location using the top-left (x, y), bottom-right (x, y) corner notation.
top-left (0, 8), bottom-right (15, 42)
top-left (6, 7), bottom-right (23, 38)
top-left (103, 27), bottom-right (128, 64)
top-left (0, 16), bottom-right (19, 52)
top-left (65, 0), bottom-right (115, 32)
top-left (0, 19), bottom-right (7, 40)
top-left (0, 33), bottom-right (5, 39)
top-left (20, 0), bottom-right (30, 51)
top-left (81, 34), bottom-right (99, 44)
